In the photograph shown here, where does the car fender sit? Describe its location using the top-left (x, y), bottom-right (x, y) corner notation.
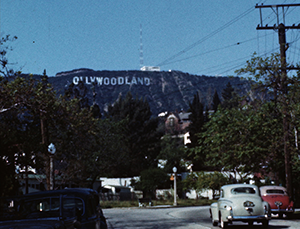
top-left (218, 200), bottom-right (233, 223)
top-left (262, 201), bottom-right (271, 217)
top-left (210, 202), bottom-right (219, 222)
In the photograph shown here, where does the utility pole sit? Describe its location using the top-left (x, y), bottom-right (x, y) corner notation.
top-left (40, 69), bottom-right (51, 190)
top-left (255, 3), bottom-right (300, 199)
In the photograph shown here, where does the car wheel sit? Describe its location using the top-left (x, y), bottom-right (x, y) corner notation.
top-left (262, 220), bottom-right (269, 228)
top-left (212, 219), bottom-right (218, 227)
top-left (220, 215), bottom-right (228, 228)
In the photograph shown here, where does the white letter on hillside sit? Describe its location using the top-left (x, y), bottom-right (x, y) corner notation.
top-left (73, 76), bottom-right (79, 85)
top-left (118, 77), bottom-right (124, 85)
top-left (144, 77), bottom-right (150, 86)
top-left (96, 77), bottom-right (103, 85)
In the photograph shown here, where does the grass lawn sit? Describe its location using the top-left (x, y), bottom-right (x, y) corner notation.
top-left (100, 198), bottom-right (216, 209)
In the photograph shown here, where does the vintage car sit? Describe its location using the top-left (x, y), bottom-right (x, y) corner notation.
top-left (260, 185), bottom-right (294, 218)
top-left (0, 188), bottom-right (107, 229)
top-left (210, 184), bottom-right (271, 228)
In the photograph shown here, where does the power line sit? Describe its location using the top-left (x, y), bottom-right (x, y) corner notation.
top-left (161, 32), bottom-right (274, 67)
top-left (157, 3), bottom-right (265, 67)
top-left (198, 48), bottom-right (278, 76)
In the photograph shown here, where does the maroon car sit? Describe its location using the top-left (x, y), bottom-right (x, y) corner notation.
top-left (260, 185), bottom-right (294, 218)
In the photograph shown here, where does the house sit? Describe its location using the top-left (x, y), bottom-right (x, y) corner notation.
top-left (164, 111), bottom-right (191, 135)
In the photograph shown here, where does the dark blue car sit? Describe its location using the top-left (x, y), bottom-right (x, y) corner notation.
top-left (0, 188), bottom-right (107, 229)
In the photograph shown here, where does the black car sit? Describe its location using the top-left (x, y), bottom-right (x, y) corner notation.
top-left (0, 188), bottom-right (107, 229)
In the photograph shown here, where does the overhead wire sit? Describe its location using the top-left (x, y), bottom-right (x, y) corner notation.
top-left (154, 0), bottom-right (299, 105)
top-left (198, 48), bottom-right (278, 76)
top-left (161, 33), bottom-right (274, 67)
top-left (156, 3), bottom-right (261, 67)
top-left (155, 0), bottom-right (272, 77)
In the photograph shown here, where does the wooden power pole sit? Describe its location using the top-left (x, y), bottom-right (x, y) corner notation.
top-left (255, 3), bottom-right (300, 199)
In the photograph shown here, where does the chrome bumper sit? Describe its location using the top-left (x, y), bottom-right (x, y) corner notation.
top-left (228, 214), bottom-right (271, 221)
top-left (271, 208), bottom-right (294, 213)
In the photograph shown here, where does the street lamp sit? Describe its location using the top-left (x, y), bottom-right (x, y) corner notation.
top-left (48, 143), bottom-right (56, 190)
top-left (173, 166), bottom-right (177, 206)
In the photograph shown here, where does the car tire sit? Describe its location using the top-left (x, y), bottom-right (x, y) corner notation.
top-left (212, 219), bottom-right (218, 227)
top-left (220, 215), bottom-right (228, 228)
top-left (286, 212), bottom-right (293, 219)
top-left (262, 220), bottom-right (269, 228)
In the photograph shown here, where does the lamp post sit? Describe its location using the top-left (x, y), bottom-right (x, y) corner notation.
top-left (173, 167), bottom-right (177, 206)
top-left (48, 143), bottom-right (56, 190)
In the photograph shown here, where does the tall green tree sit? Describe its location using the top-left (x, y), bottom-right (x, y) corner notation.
top-left (194, 102), bottom-right (282, 182)
top-left (0, 74), bottom-right (58, 194)
top-left (236, 53), bottom-right (300, 197)
top-left (132, 168), bottom-right (170, 198)
top-left (157, 134), bottom-right (186, 173)
top-left (221, 82), bottom-right (239, 109)
top-left (0, 35), bottom-right (18, 78)
top-left (105, 92), bottom-right (162, 176)
top-left (187, 92), bottom-right (204, 148)
top-left (212, 89), bottom-right (221, 112)
top-left (185, 92), bottom-right (208, 171)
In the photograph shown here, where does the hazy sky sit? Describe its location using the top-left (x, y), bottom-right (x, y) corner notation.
top-left (1, 0), bottom-right (300, 77)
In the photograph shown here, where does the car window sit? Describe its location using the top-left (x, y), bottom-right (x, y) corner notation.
top-left (18, 195), bottom-right (84, 219)
top-left (231, 187), bottom-right (256, 194)
top-left (19, 197), bottom-right (61, 219)
top-left (63, 197), bottom-right (84, 217)
top-left (266, 189), bottom-right (285, 194)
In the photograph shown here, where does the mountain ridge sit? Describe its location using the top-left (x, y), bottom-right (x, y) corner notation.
top-left (46, 69), bottom-right (249, 116)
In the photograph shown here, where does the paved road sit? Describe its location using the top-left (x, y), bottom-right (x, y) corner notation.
top-left (103, 205), bottom-right (300, 229)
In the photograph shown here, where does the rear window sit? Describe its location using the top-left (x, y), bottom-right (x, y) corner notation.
top-left (231, 187), bottom-right (256, 194)
top-left (266, 189), bottom-right (285, 194)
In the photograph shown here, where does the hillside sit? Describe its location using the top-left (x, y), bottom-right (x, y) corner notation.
top-left (47, 69), bottom-right (250, 116)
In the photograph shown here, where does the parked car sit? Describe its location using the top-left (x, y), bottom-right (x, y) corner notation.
top-left (260, 185), bottom-right (294, 218)
top-left (210, 184), bottom-right (271, 228)
top-left (0, 188), bottom-right (107, 229)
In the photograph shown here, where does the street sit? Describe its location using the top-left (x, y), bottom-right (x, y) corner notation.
top-left (104, 206), bottom-right (300, 229)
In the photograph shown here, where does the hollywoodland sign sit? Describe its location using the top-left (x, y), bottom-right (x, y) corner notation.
top-left (73, 75), bottom-right (151, 86)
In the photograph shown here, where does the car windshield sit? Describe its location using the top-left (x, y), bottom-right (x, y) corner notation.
top-left (231, 187), bottom-right (256, 194)
top-left (266, 189), bottom-right (285, 194)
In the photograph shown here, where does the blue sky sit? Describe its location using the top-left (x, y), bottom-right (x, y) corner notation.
top-left (1, 0), bottom-right (300, 77)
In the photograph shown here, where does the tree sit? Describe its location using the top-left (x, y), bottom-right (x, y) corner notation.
top-left (236, 53), bottom-right (299, 198)
top-left (0, 35), bottom-right (18, 78)
top-left (183, 171), bottom-right (228, 199)
top-left (221, 82), bottom-right (239, 109)
top-left (185, 92), bottom-right (208, 171)
top-left (132, 168), bottom-right (170, 198)
top-left (196, 171), bottom-right (228, 199)
top-left (0, 74), bottom-right (59, 194)
top-left (193, 102), bottom-right (282, 182)
top-left (157, 134), bottom-right (186, 173)
top-left (105, 92), bottom-right (162, 176)
top-left (212, 89), bottom-right (221, 112)
top-left (187, 92), bottom-right (204, 148)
